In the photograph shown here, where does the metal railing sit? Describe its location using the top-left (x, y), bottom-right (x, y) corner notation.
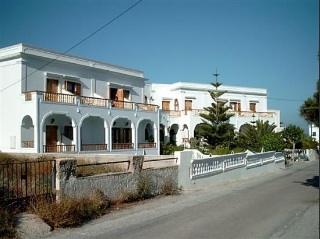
top-left (0, 159), bottom-right (56, 204)
top-left (138, 143), bottom-right (156, 148)
top-left (43, 144), bottom-right (76, 153)
top-left (112, 143), bottom-right (134, 150)
top-left (81, 144), bottom-right (108, 151)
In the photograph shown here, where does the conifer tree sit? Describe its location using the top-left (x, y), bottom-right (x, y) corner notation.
top-left (198, 71), bottom-right (235, 149)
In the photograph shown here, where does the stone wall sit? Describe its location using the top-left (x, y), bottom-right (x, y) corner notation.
top-left (55, 156), bottom-right (178, 201)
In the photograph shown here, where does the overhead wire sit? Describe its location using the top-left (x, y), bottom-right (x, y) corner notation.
top-left (0, 0), bottom-right (143, 94)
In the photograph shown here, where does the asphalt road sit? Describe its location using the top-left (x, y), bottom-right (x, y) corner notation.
top-left (46, 160), bottom-right (319, 239)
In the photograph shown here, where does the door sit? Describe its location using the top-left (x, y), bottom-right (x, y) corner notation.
top-left (46, 125), bottom-right (58, 152)
top-left (46, 79), bottom-right (58, 101)
top-left (185, 100), bottom-right (192, 115)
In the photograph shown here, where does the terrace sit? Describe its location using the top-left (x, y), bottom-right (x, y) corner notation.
top-left (24, 91), bottom-right (158, 112)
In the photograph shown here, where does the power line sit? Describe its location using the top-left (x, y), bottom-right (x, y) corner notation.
top-left (267, 97), bottom-right (304, 102)
top-left (0, 0), bottom-right (143, 94)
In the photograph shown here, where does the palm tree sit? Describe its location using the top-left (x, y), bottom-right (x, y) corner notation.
top-left (237, 120), bottom-right (276, 151)
top-left (255, 120), bottom-right (277, 138)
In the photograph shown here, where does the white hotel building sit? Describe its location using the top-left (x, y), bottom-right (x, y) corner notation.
top-left (0, 44), bottom-right (281, 154)
top-left (151, 82), bottom-right (282, 146)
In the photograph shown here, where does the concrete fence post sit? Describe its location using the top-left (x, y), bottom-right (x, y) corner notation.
top-left (55, 158), bottom-right (77, 201)
top-left (129, 156), bottom-right (144, 174)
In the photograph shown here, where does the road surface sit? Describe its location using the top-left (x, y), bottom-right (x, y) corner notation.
top-left (46, 160), bottom-right (319, 239)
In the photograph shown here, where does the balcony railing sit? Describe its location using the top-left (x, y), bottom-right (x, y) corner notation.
top-left (162, 108), bottom-right (275, 118)
top-left (168, 110), bottom-right (181, 116)
top-left (43, 144), bottom-right (76, 153)
top-left (80, 96), bottom-right (109, 107)
top-left (81, 144), bottom-right (108, 151)
top-left (21, 141), bottom-right (34, 148)
top-left (23, 91), bottom-right (157, 112)
top-left (237, 111), bottom-right (275, 118)
top-left (136, 103), bottom-right (157, 112)
top-left (112, 100), bottom-right (135, 110)
top-left (192, 109), bottom-right (209, 115)
top-left (43, 92), bottom-right (75, 104)
top-left (138, 143), bottom-right (156, 148)
top-left (112, 143), bottom-right (134, 150)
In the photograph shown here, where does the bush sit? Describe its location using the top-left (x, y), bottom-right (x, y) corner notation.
top-left (29, 190), bottom-right (110, 229)
top-left (161, 177), bottom-right (179, 195)
top-left (261, 133), bottom-right (286, 152)
top-left (161, 142), bottom-right (184, 155)
top-left (136, 173), bottom-right (154, 199)
top-left (0, 208), bottom-right (16, 238)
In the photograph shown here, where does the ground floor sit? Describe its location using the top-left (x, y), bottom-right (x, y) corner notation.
top-left (19, 112), bottom-right (165, 155)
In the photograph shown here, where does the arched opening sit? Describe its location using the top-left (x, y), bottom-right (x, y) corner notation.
top-left (81, 116), bottom-right (106, 151)
top-left (21, 115), bottom-right (34, 148)
top-left (169, 124), bottom-right (179, 145)
top-left (43, 114), bottom-right (75, 152)
top-left (112, 118), bottom-right (133, 150)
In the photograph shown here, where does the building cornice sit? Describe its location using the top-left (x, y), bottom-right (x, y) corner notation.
top-left (0, 43), bottom-right (146, 79)
top-left (153, 82), bottom-right (267, 96)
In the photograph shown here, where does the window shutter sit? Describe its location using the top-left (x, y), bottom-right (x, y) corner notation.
top-left (75, 83), bottom-right (81, 96)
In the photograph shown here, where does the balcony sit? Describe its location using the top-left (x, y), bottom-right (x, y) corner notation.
top-left (43, 144), bottom-right (76, 153)
top-left (81, 144), bottom-right (108, 151)
top-left (112, 143), bottom-right (134, 150)
top-left (138, 143), bottom-right (156, 148)
top-left (23, 91), bottom-right (157, 112)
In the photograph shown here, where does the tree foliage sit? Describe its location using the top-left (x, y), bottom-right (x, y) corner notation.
top-left (300, 79), bottom-right (319, 127)
top-left (198, 77), bottom-right (235, 149)
top-left (261, 133), bottom-right (286, 152)
top-left (282, 125), bottom-right (304, 150)
top-left (237, 120), bottom-right (278, 151)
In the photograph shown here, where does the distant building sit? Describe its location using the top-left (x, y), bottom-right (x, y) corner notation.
top-left (150, 82), bottom-right (283, 146)
top-left (309, 124), bottom-right (319, 142)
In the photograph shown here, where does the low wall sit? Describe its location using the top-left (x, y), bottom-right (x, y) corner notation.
top-left (176, 150), bottom-right (285, 190)
top-left (55, 156), bottom-right (178, 201)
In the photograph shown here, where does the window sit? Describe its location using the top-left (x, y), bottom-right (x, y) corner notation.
top-left (250, 102), bottom-right (256, 112)
top-left (230, 102), bottom-right (241, 112)
top-left (64, 126), bottom-right (73, 140)
top-left (162, 101), bottom-right (170, 111)
top-left (312, 132), bottom-right (317, 136)
top-left (185, 100), bottom-right (192, 111)
top-left (65, 81), bottom-right (81, 96)
top-left (110, 88), bottom-right (130, 101)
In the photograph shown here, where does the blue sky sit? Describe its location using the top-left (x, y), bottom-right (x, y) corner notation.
top-left (0, 0), bottom-right (318, 132)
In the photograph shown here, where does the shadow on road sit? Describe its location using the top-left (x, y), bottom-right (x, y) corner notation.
top-left (294, 176), bottom-right (319, 189)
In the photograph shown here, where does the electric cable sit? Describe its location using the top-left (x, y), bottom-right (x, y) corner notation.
top-left (0, 0), bottom-right (143, 94)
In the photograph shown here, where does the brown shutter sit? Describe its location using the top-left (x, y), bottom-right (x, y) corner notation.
top-left (75, 83), bottom-right (81, 96)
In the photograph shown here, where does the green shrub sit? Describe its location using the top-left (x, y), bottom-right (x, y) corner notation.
top-left (0, 208), bottom-right (17, 238)
top-left (161, 142), bottom-right (184, 155)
